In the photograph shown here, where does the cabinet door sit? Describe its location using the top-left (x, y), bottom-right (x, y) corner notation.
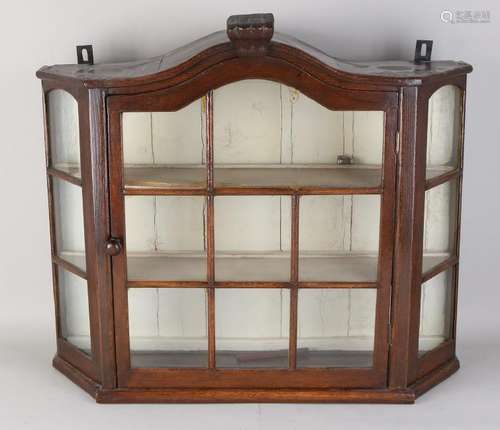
top-left (107, 77), bottom-right (398, 389)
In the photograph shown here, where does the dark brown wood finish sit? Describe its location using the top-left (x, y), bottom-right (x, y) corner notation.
top-left (36, 31), bottom-right (471, 92)
top-left (106, 68), bottom-right (397, 389)
top-left (425, 168), bottom-right (461, 190)
top-left (289, 194), bottom-right (300, 369)
top-left (206, 91), bottom-right (216, 369)
top-left (371, 102), bottom-right (398, 376)
top-left (47, 167), bottom-right (82, 186)
top-left (42, 79), bottom-right (103, 385)
top-left (449, 78), bottom-right (467, 353)
top-left (422, 256), bottom-right (459, 283)
top-left (43, 81), bottom-right (70, 344)
top-left (414, 75), bottom-right (468, 377)
top-left (108, 109), bottom-right (131, 386)
top-left (87, 88), bottom-right (117, 388)
top-left (38, 13), bottom-right (472, 403)
top-left (123, 186), bottom-right (382, 196)
top-left (77, 85), bottom-right (106, 384)
top-left (417, 339), bottom-right (455, 379)
top-left (389, 85), bottom-right (424, 389)
top-left (51, 350), bottom-right (460, 403)
top-left (52, 255), bottom-right (87, 280)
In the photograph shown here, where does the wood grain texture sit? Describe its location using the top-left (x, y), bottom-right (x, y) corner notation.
top-left (51, 350), bottom-right (459, 403)
top-left (36, 31), bottom-right (472, 90)
top-left (38, 14), bottom-right (471, 403)
top-left (124, 165), bottom-right (382, 192)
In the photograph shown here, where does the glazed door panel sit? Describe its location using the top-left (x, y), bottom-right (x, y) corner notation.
top-left (108, 78), bottom-right (398, 389)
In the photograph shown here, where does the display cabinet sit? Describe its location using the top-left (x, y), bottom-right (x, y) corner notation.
top-left (36, 14), bottom-right (472, 403)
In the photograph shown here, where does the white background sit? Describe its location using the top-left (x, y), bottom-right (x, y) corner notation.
top-left (0, 0), bottom-right (499, 428)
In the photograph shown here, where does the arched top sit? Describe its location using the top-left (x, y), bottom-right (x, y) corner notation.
top-left (36, 14), bottom-right (472, 91)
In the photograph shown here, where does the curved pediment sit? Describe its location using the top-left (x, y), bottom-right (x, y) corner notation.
top-left (36, 14), bottom-right (472, 90)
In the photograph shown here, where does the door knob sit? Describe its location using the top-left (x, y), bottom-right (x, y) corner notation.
top-left (104, 237), bottom-right (122, 256)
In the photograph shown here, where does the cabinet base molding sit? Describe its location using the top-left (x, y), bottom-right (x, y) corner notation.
top-left (52, 355), bottom-right (459, 404)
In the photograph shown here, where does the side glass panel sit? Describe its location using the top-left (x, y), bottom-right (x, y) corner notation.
top-left (129, 288), bottom-right (208, 368)
top-left (297, 289), bottom-right (376, 367)
top-left (122, 100), bottom-right (205, 191)
top-left (419, 85), bottom-right (462, 357)
top-left (419, 269), bottom-right (454, 354)
top-left (58, 266), bottom-right (91, 355)
top-left (215, 289), bottom-right (290, 368)
top-left (47, 90), bottom-right (81, 178)
top-left (46, 89), bottom-right (90, 358)
top-left (125, 196), bottom-right (207, 281)
top-left (213, 80), bottom-right (384, 190)
top-left (52, 177), bottom-right (86, 271)
top-left (422, 179), bottom-right (459, 273)
top-left (299, 195), bottom-right (381, 282)
top-left (426, 85), bottom-right (463, 180)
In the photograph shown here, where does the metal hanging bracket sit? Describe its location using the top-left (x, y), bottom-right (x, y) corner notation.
top-left (414, 40), bottom-right (433, 64)
top-left (76, 45), bottom-right (94, 65)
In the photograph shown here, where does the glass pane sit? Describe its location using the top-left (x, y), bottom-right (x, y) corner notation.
top-left (422, 179), bottom-right (459, 273)
top-left (419, 269), bottom-right (454, 354)
top-left (299, 195), bottom-right (380, 282)
top-left (58, 266), bottom-right (91, 356)
top-left (214, 196), bottom-right (291, 282)
top-left (52, 177), bottom-right (86, 271)
top-left (215, 289), bottom-right (290, 368)
top-left (125, 196), bottom-right (207, 281)
top-left (47, 89), bottom-right (80, 178)
top-left (297, 289), bottom-right (376, 367)
top-left (213, 80), bottom-right (384, 189)
top-left (129, 288), bottom-right (208, 368)
top-left (121, 100), bottom-right (205, 190)
top-left (426, 85), bottom-right (462, 180)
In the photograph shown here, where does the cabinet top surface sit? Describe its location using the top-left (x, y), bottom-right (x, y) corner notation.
top-left (36, 26), bottom-right (472, 89)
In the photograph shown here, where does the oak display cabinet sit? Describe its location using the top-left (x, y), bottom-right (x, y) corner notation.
top-left (36, 14), bottom-right (472, 403)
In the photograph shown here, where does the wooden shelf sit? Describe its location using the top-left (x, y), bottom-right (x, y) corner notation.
top-left (125, 166), bottom-right (206, 191)
top-left (124, 164), bottom-right (383, 194)
top-left (57, 252), bottom-right (450, 285)
top-left (56, 252), bottom-right (86, 275)
top-left (130, 350), bottom-right (373, 369)
top-left (125, 252), bottom-right (379, 283)
top-left (51, 163), bottom-right (456, 195)
top-left (48, 165), bottom-right (82, 187)
top-left (127, 254), bottom-right (207, 282)
top-left (51, 164), bottom-right (81, 180)
top-left (215, 166), bottom-right (381, 193)
top-left (108, 252), bottom-right (452, 284)
top-left (426, 166), bottom-right (461, 190)
top-left (426, 166), bottom-right (455, 181)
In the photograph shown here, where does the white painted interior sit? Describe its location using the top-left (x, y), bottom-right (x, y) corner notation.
top-left (48, 89), bottom-right (80, 176)
top-left (419, 85), bottom-right (462, 351)
top-left (57, 267), bottom-right (91, 351)
top-left (49, 80), bottom-right (461, 358)
top-left (123, 81), bottom-right (383, 354)
top-left (426, 85), bottom-right (462, 173)
top-left (423, 179), bottom-right (458, 255)
top-left (419, 269), bottom-right (454, 352)
top-left (52, 178), bottom-right (86, 270)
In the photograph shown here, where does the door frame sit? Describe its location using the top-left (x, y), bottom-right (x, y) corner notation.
top-left (106, 65), bottom-right (398, 389)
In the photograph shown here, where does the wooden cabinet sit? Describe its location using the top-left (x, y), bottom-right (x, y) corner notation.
top-left (37, 13), bottom-right (472, 403)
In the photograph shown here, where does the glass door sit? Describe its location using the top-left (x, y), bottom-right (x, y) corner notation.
top-left (108, 79), bottom-right (397, 389)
